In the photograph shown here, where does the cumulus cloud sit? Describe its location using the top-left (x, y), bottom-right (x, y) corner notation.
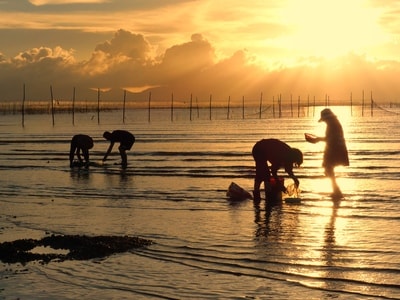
top-left (159, 33), bottom-right (215, 80)
top-left (0, 29), bottom-right (400, 104)
top-left (11, 46), bottom-right (75, 65)
top-left (94, 29), bottom-right (151, 62)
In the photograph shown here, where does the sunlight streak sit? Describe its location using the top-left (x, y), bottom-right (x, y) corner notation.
top-left (278, 0), bottom-right (389, 58)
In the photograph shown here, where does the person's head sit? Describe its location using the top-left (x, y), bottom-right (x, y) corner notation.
top-left (319, 108), bottom-right (336, 122)
top-left (290, 148), bottom-right (303, 167)
top-left (103, 131), bottom-right (112, 140)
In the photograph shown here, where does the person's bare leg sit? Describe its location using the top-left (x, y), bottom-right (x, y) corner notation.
top-left (326, 166), bottom-right (342, 199)
top-left (331, 175), bottom-right (343, 199)
top-left (119, 146), bottom-right (127, 166)
top-left (83, 149), bottom-right (90, 168)
top-left (253, 178), bottom-right (262, 204)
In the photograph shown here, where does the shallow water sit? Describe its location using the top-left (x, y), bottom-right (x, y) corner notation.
top-left (1, 106), bottom-right (400, 299)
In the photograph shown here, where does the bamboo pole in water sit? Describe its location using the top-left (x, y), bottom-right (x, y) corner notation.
top-left (50, 85), bottom-right (55, 126)
top-left (259, 92), bottom-right (263, 119)
top-left (189, 93), bottom-right (193, 121)
top-left (290, 94), bottom-right (293, 117)
top-left (350, 92), bottom-right (353, 116)
top-left (97, 88), bottom-right (100, 125)
top-left (148, 91), bottom-right (151, 122)
top-left (307, 95), bottom-right (310, 117)
top-left (171, 93), bottom-right (174, 122)
top-left (22, 83), bottom-right (25, 128)
top-left (209, 94), bottom-right (212, 120)
top-left (242, 96), bottom-right (245, 119)
top-left (362, 90), bottom-right (365, 117)
top-left (72, 87), bottom-right (76, 126)
top-left (278, 94), bottom-right (282, 118)
top-left (272, 96), bottom-right (275, 118)
top-left (122, 89), bottom-right (126, 124)
top-left (370, 91), bottom-right (373, 117)
top-left (227, 96), bottom-right (230, 120)
top-left (196, 97), bottom-right (200, 118)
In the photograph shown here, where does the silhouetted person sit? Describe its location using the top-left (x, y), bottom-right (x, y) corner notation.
top-left (102, 130), bottom-right (135, 166)
top-left (252, 139), bottom-right (303, 202)
top-left (306, 108), bottom-right (349, 199)
top-left (69, 134), bottom-right (94, 168)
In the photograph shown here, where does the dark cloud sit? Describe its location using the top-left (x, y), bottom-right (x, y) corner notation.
top-left (0, 0), bottom-right (193, 13)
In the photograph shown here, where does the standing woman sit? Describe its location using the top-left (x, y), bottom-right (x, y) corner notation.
top-left (306, 108), bottom-right (349, 199)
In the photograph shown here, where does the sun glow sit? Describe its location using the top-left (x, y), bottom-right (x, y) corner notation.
top-left (277, 0), bottom-right (389, 59)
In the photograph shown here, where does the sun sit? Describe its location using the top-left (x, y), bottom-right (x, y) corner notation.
top-left (277, 0), bottom-right (389, 59)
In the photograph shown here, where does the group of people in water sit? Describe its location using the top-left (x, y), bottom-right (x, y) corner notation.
top-left (69, 130), bottom-right (135, 168)
top-left (70, 108), bottom-right (349, 200)
top-left (252, 108), bottom-right (349, 200)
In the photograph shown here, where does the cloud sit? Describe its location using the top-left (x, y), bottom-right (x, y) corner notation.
top-left (159, 34), bottom-right (215, 79)
top-left (94, 29), bottom-right (151, 62)
top-left (0, 29), bottom-right (400, 104)
top-left (29, 0), bottom-right (108, 5)
top-left (11, 46), bottom-right (75, 65)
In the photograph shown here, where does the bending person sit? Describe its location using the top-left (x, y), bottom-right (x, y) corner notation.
top-left (69, 134), bottom-right (94, 168)
top-left (306, 108), bottom-right (349, 199)
top-left (252, 139), bottom-right (303, 202)
top-left (102, 130), bottom-right (135, 166)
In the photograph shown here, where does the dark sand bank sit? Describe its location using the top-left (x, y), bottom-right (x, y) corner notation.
top-left (0, 234), bottom-right (153, 264)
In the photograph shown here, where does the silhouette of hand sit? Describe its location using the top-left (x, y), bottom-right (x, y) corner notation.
top-left (294, 178), bottom-right (300, 188)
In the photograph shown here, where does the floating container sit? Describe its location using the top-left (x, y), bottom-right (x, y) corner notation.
top-left (227, 182), bottom-right (253, 201)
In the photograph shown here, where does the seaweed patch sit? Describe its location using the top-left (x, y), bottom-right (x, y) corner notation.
top-left (0, 234), bottom-right (153, 264)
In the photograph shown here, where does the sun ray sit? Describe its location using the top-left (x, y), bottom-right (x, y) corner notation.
top-left (276, 0), bottom-right (389, 59)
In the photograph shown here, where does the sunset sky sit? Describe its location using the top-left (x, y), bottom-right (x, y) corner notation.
top-left (1, 0), bottom-right (400, 105)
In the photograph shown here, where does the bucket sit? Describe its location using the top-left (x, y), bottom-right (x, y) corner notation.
top-left (267, 177), bottom-right (284, 201)
top-left (227, 182), bottom-right (253, 201)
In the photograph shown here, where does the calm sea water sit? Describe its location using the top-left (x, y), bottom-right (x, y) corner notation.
top-left (0, 106), bottom-right (399, 299)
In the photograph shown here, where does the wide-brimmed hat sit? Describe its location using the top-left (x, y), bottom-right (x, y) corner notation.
top-left (318, 108), bottom-right (336, 122)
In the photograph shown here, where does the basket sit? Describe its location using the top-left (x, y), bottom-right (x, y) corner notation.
top-left (305, 133), bottom-right (318, 143)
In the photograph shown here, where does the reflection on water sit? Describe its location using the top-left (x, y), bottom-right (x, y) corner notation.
top-left (0, 108), bottom-right (400, 299)
top-left (323, 200), bottom-right (340, 268)
top-left (70, 168), bottom-right (91, 182)
top-left (254, 200), bottom-right (283, 241)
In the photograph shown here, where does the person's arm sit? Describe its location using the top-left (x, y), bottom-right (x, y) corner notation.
top-left (285, 164), bottom-right (299, 187)
top-left (77, 148), bottom-right (83, 163)
top-left (305, 133), bottom-right (325, 143)
top-left (270, 164), bottom-right (279, 179)
top-left (103, 142), bottom-right (114, 161)
top-left (69, 145), bottom-right (75, 168)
